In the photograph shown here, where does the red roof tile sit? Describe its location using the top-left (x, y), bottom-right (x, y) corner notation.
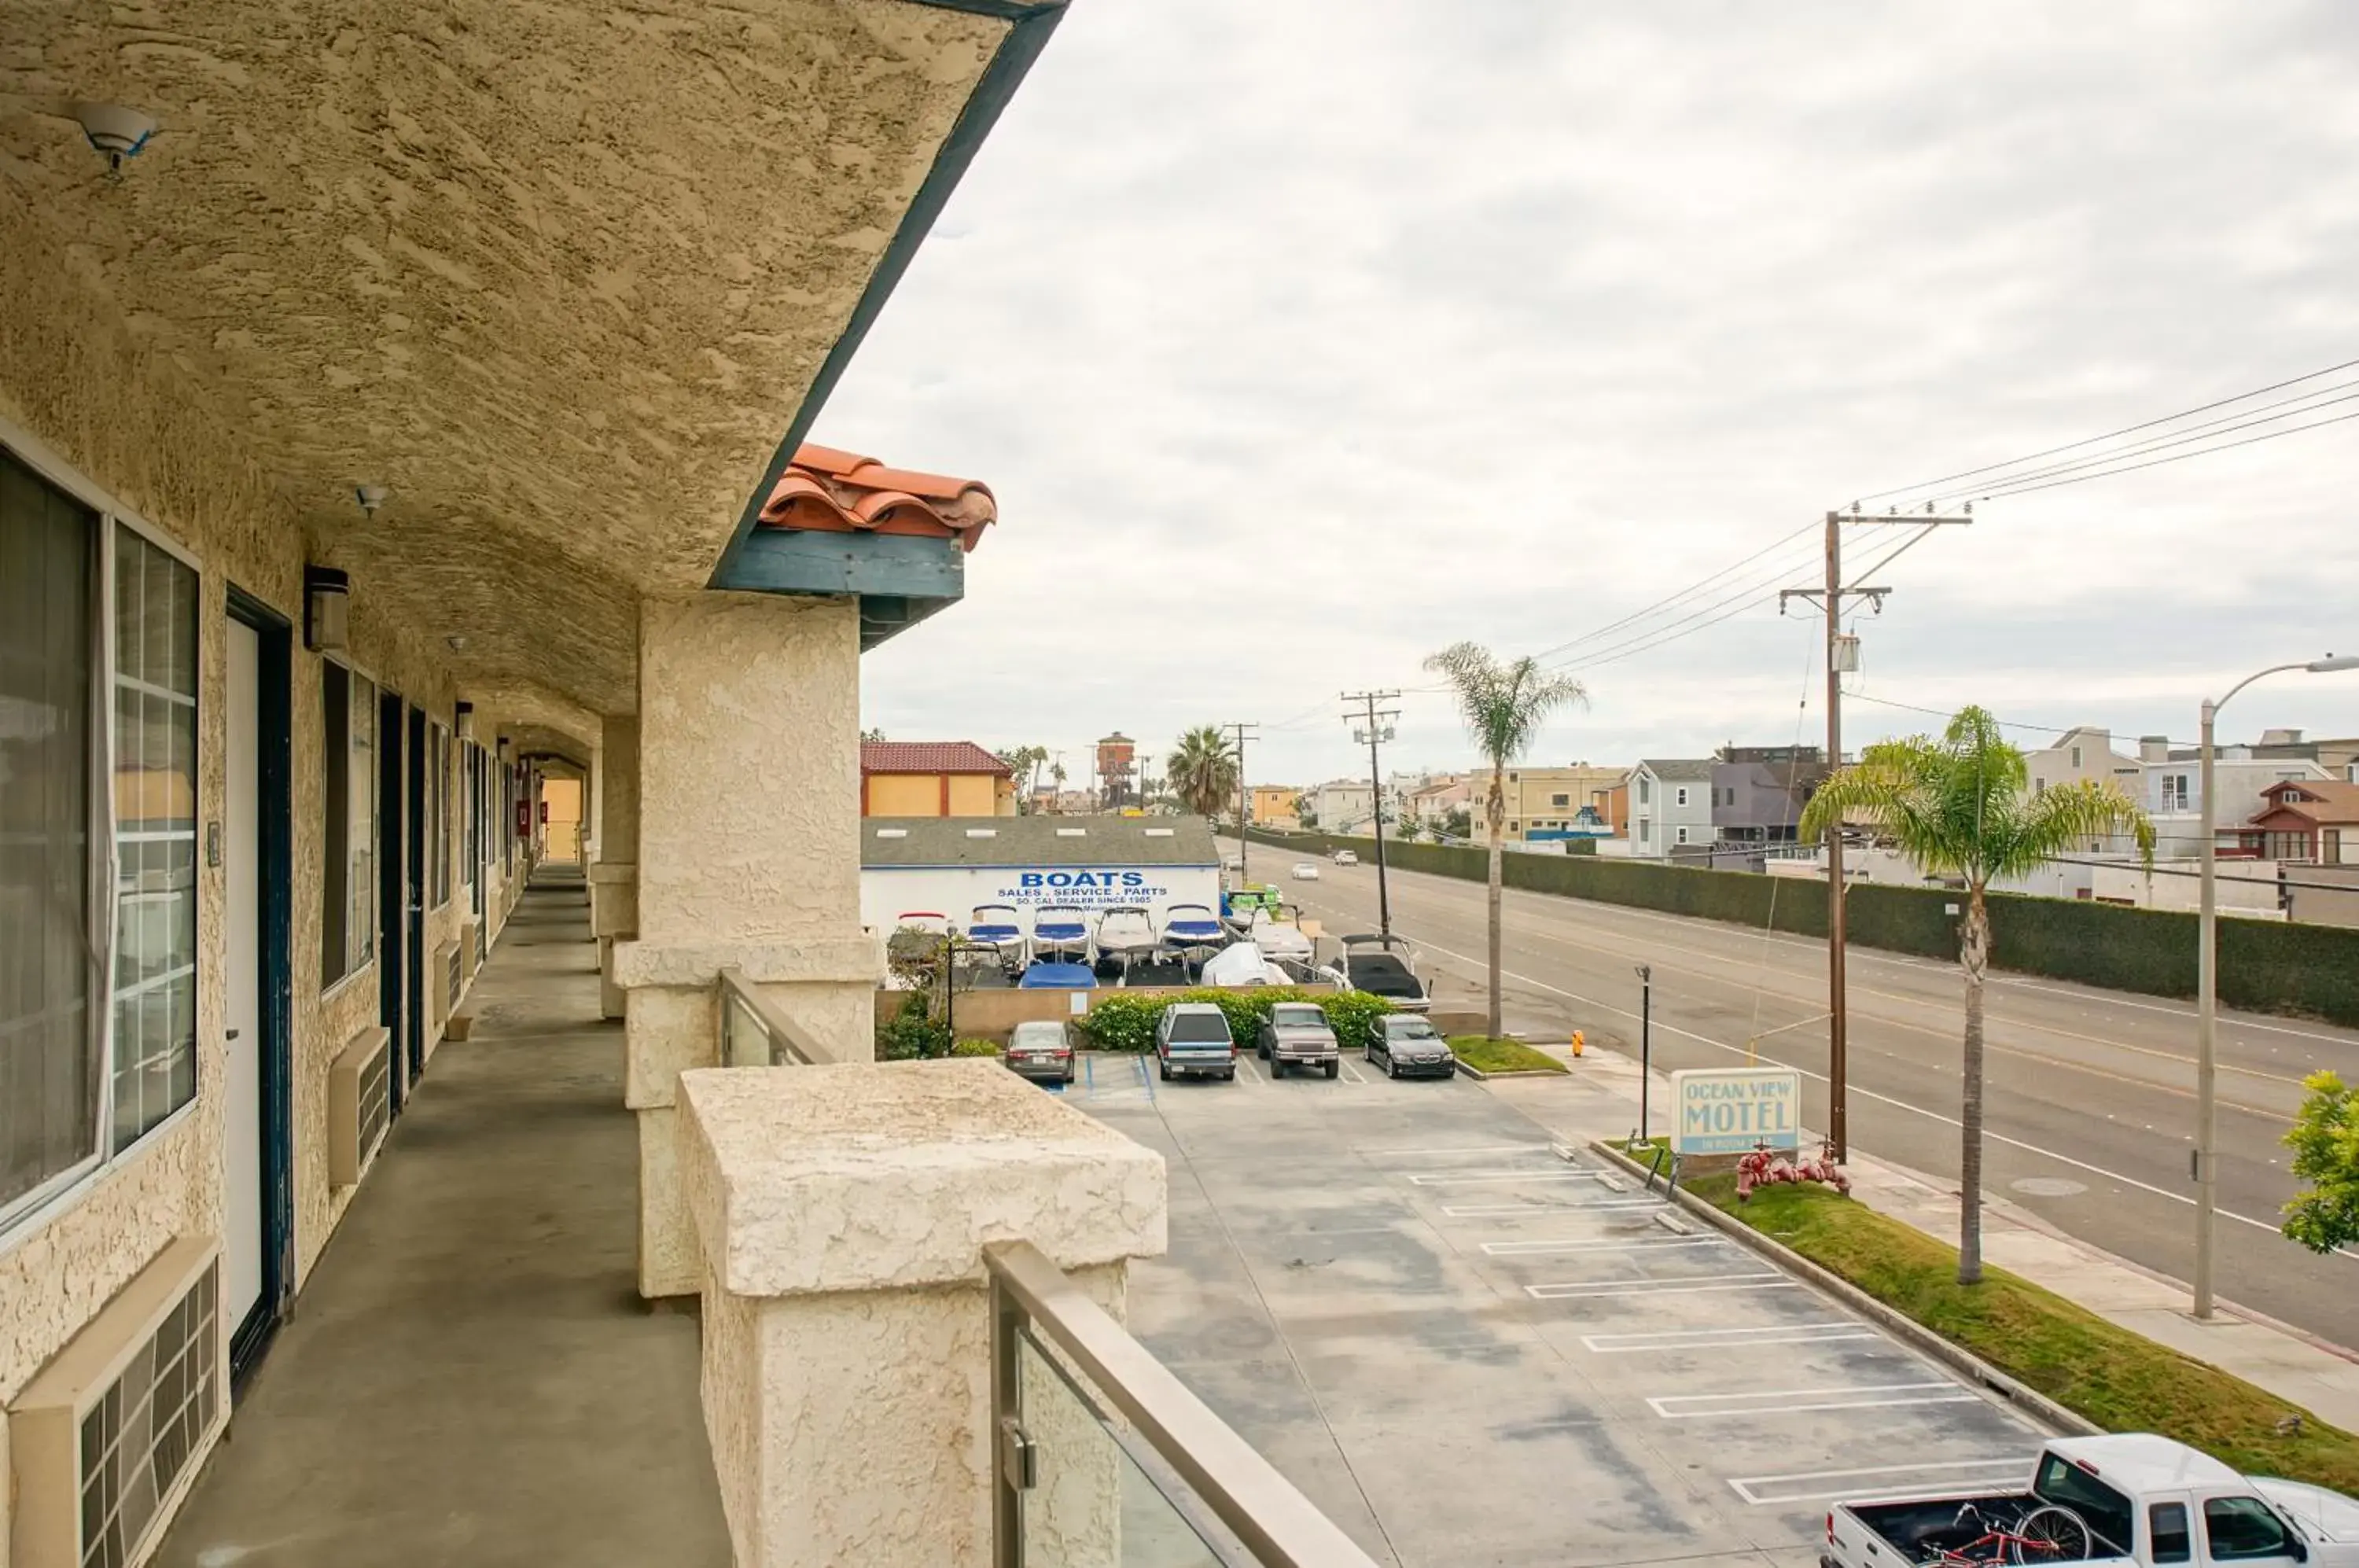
top-left (760, 444), bottom-right (996, 553)
top-left (861, 741), bottom-right (1011, 777)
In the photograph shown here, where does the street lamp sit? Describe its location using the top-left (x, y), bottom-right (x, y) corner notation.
top-left (2192, 653), bottom-right (2359, 1319)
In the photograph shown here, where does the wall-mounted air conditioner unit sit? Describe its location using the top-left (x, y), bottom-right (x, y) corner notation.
top-left (329, 1025), bottom-right (394, 1187)
top-left (434, 940), bottom-right (460, 1024)
top-left (10, 1235), bottom-right (223, 1568)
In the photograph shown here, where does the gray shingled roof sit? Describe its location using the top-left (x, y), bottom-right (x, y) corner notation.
top-left (861, 814), bottom-right (1220, 868)
top-left (1640, 758), bottom-right (1717, 782)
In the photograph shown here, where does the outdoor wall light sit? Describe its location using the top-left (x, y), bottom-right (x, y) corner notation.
top-left (446, 635), bottom-right (469, 651)
top-left (355, 484), bottom-right (389, 518)
top-left (72, 102), bottom-right (156, 173)
top-left (303, 565), bottom-right (350, 652)
top-left (455, 701), bottom-right (476, 742)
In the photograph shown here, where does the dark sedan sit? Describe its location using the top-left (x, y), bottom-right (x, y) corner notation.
top-left (1367, 1014), bottom-right (1455, 1079)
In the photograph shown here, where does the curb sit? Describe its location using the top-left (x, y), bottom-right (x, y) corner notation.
top-left (1452, 1060), bottom-right (1568, 1081)
top-left (1589, 1140), bottom-right (2100, 1439)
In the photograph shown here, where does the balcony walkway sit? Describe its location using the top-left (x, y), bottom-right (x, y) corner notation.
top-left (157, 867), bottom-right (730, 1568)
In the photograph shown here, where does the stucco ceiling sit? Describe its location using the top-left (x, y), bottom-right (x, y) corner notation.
top-left (0, 0), bottom-right (1009, 714)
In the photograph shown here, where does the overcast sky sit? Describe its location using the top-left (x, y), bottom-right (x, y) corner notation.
top-left (831, 0), bottom-right (2359, 792)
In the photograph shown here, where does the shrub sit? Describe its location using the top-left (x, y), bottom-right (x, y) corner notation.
top-left (951, 1037), bottom-right (1002, 1058)
top-left (1076, 993), bottom-right (1162, 1053)
top-left (877, 990), bottom-right (951, 1061)
top-left (1316, 990), bottom-right (1396, 1050)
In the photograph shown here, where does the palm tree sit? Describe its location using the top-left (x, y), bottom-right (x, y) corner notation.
top-left (1799, 706), bottom-right (2152, 1285)
top-left (1047, 759), bottom-right (1067, 812)
top-left (1422, 642), bottom-right (1589, 1039)
top-left (1166, 725), bottom-right (1238, 822)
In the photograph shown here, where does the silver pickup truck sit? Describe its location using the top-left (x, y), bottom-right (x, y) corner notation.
top-left (1824, 1436), bottom-right (2358, 1568)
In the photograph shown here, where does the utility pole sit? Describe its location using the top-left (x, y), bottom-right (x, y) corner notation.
top-left (1341, 690), bottom-right (1400, 938)
top-left (1224, 722), bottom-right (1257, 885)
top-left (1780, 506), bottom-right (1971, 1163)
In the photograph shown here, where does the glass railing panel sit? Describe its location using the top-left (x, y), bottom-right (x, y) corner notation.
top-left (1016, 1327), bottom-right (1233, 1567)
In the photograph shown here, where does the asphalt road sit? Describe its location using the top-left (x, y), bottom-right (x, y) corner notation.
top-left (1230, 839), bottom-right (2359, 1353)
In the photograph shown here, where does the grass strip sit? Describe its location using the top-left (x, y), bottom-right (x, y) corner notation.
top-left (1447, 1036), bottom-right (1569, 1075)
top-left (1684, 1173), bottom-right (2359, 1493)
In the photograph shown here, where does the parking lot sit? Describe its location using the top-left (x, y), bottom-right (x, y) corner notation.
top-left (1069, 1057), bottom-right (2044, 1567)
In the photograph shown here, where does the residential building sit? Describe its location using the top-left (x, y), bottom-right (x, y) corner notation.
top-left (2225, 780), bottom-right (2359, 865)
top-left (0, 15), bottom-right (1349, 1568)
top-left (1710, 745), bottom-right (1829, 845)
top-left (2026, 725), bottom-right (2143, 797)
top-left (859, 739), bottom-right (1018, 817)
top-left (1403, 775), bottom-right (1474, 830)
top-left (1249, 783), bottom-right (1302, 829)
top-left (2139, 735), bottom-right (2331, 857)
top-left (1630, 760), bottom-right (1718, 858)
top-left (1311, 778), bottom-right (1378, 833)
top-left (1469, 764), bottom-right (1629, 843)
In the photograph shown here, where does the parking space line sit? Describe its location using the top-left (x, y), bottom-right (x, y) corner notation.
top-left (1338, 1061), bottom-right (1369, 1085)
top-left (1727, 1458), bottom-right (2030, 1507)
top-left (1581, 1323), bottom-right (1873, 1353)
top-left (1650, 1382), bottom-right (1974, 1419)
top-left (1481, 1235), bottom-right (1731, 1257)
top-left (1525, 1274), bottom-right (1796, 1300)
top-left (1234, 1056), bottom-right (1263, 1086)
top-left (1442, 1198), bottom-right (1663, 1217)
top-left (1376, 1144), bottom-right (1562, 1158)
top-left (1405, 1170), bottom-right (1605, 1186)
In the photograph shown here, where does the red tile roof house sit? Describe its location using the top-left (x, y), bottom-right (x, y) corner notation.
top-left (2226, 779), bottom-right (2359, 864)
top-left (860, 739), bottom-right (1016, 817)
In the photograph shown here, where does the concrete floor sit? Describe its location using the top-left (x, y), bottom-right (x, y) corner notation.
top-left (156, 870), bottom-right (729, 1568)
top-left (1076, 1059), bottom-right (2040, 1568)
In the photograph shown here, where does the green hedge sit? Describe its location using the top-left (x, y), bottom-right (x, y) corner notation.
top-left (1075, 987), bottom-right (1396, 1054)
top-left (1248, 828), bottom-right (2359, 1025)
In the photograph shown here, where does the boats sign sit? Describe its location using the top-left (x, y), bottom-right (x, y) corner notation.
top-left (1670, 1067), bottom-right (1801, 1155)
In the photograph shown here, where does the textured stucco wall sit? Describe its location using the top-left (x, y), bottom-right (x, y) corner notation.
top-left (679, 1062), bottom-right (1159, 1568)
top-left (0, 168), bottom-right (509, 1562)
top-left (621, 592), bottom-right (885, 1294)
top-left (0, 0), bottom-right (1007, 716)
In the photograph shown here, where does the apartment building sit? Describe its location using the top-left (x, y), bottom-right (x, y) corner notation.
top-left (0, 13), bottom-right (1357, 1568)
top-left (859, 740), bottom-right (1018, 817)
top-left (1470, 764), bottom-right (1629, 843)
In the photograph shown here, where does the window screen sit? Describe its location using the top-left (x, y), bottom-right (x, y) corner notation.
top-left (319, 663), bottom-right (376, 987)
top-left (0, 451), bottom-right (101, 1209)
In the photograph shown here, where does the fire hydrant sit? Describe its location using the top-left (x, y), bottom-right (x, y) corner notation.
top-left (1569, 1029), bottom-right (1584, 1058)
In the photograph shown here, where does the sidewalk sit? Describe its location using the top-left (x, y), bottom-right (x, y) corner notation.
top-left (1490, 1042), bottom-right (2359, 1437)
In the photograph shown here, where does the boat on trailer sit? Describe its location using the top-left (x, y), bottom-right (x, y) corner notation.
top-left (1030, 904), bottom-right (1092, 965)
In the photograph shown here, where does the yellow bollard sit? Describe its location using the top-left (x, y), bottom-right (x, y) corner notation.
top-left (1570, 1029), bottom-right (1584, 1058)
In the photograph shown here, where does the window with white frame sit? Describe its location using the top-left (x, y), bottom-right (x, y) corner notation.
top-left (2162, 774), bottom-right (2191, 812)
top-left (1638, 817), bottom-right (1651, 843)
top-left (2070, 745), bottom-right (2083, 768)
top-left (1637, 777), bottom-right (1651, 804)
top-left (1676, 825), bottom-right (1691, 845)
top-left (111, 525), bottom-right (200, 1150)
top-left (320, 661), bottom-right (377, 988)
top-left (1, 447), bottom-right (201, 1228)
top-left (429, 720), bottom-right (452, 906)
top-left (1675, 786), bottom-right (1689, 808)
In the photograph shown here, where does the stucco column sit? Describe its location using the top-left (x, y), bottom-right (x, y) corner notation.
top-left (679, 1062), bottom-right (1166, 1568)
top-left (614, 591), bottom-right (884, 1297)
top-left (590, 712), bottom-right (641, 1019)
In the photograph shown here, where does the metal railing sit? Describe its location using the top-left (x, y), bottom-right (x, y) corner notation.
top-left (985, 1239), bottom-right (1380, 1568)
top-left (715, 966), bottom-right (823, 1066)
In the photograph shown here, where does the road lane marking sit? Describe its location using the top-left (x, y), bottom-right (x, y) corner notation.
top-left (1525, 1273), bottom-right (1794, 1300)
top-left (1728, 1458), bottom-right (2031, 1506)
top-left (1442, 1198), bottom-right (1664, 1216)
top-left (1582, 1323), bottom-right (1874, 1353)
top-left (1649, 1382), bottom-right (1974, 1419)
top-left (1481, 1235), bottom-right (1730, 1256)
top-left (1406, 1170), bottom-right (1605, 1186)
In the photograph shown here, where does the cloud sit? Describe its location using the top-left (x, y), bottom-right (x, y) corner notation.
top-left (826, 0), bottom-right (2359, 788)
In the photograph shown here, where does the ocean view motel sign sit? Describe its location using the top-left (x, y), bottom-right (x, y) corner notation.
top-left (1671, 1067), bottom-right (1803, 1155)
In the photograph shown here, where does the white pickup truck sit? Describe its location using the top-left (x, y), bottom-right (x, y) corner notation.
top-left (1824, 1436), bottom-right (2359, 1568)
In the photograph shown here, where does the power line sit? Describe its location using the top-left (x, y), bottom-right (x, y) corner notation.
top-left (1851, 352), bottom-right (2359, 506)
top-left (1341, 691), bottom-right (1401, 937)
top-left (1963, 405), bottom-right (2359, 502)
top-left (1525, 521), bottom-right (1820, 664)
